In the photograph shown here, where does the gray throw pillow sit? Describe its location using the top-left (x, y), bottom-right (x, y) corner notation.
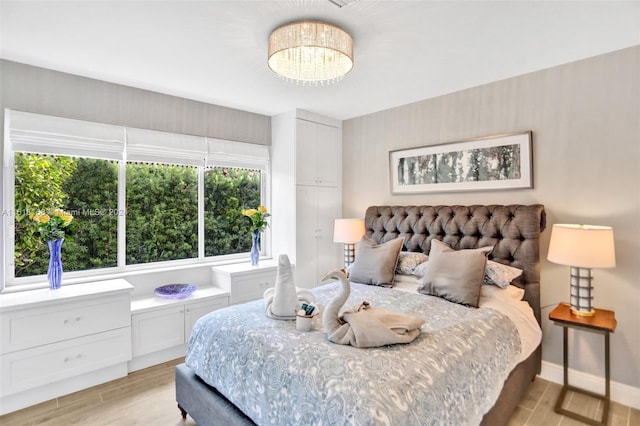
top-left (349, 236), bottom-right (404, 287)
top-left (417, 239), bottom-right (493, 307)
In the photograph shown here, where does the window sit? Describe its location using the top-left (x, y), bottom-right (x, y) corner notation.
top-left (126, 162), bottom-right (198, 264)
top-left (204, 166), bottom-right (261, 256)
top-left (3, 110), bottom-right (270, 287)
top-left (14, 154), bottom-right (118, 277)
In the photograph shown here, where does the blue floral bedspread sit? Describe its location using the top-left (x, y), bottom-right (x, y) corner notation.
top-left (185, 282), bottom-right (521, 426)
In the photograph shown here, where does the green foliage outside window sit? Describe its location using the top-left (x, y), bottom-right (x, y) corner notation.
top-left (126, 162), bottom-right (198, 264)
top-left (204, 167), bottom-right (261, 256)
top-left (13, 154), bottom-right (262, 278)
top-left (63, 158), bottom-right (118, 271)
top-left (14, 154), bottom-right (77, 276)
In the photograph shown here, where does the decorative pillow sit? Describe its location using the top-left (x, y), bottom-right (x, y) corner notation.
top-left (395, 251), bottom-right (429, 275)
top-left (483, 260), bottom-right (524, 288)
top-left (417, 239), bottom-right (493, 307)
top-left (349, 236), bottom-right (404, 287)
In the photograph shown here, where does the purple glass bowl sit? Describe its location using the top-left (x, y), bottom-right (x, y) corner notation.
top-left (154, 284), bottom-right (198, 299)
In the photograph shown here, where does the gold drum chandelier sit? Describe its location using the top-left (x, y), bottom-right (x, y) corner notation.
top-left (268, 20), bottom-right (354, 86)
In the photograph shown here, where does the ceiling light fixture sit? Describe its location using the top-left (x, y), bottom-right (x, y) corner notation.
top-left (268, 20), bottom-right (354, 86)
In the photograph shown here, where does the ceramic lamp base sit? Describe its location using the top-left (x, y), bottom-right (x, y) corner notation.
top-left (569, 266), bottom-right (594, 316)
top-left (343, 243), bottom-right (355, 268)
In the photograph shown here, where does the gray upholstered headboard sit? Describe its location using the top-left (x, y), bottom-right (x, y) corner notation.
top-left (364, 205), bottom-right (546, 324)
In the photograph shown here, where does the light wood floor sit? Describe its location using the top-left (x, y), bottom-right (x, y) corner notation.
top-left (1, 358), bottom-right (638, 426)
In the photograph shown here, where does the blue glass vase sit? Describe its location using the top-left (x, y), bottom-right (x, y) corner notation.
top-left (250, 230), bottom-right (260, 266)
top-left (47, 239), bottom-right (64, 290)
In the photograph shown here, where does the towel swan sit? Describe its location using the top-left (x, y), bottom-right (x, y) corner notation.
top-left (264, 254), bottom-right (315, 320)
top-left (321, 269), bottom-right (425, 348)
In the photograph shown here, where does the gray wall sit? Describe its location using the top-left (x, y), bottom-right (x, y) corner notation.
top-left (0, 59), bottom-right (271, 282)
top-left (342, 46), bottom-right (640, 390)
top-left (0, 60), bottom-right (271, 143)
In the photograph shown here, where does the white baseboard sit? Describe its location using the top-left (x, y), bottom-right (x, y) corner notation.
top-left (540, 361), bottom-right (640, 410)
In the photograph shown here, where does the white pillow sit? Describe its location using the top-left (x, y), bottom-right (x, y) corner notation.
top-left (480, 283), bottom-right (525, 302)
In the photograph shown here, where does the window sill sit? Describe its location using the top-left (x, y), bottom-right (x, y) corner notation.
top-left (2, 256), bottom-right (274, 294)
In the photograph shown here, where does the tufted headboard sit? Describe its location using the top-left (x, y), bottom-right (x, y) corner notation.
top-left (364, 205), bottom-right (546, 324)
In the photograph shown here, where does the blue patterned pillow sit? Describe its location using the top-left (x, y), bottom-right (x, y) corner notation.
top-left (395, 251), bottom-right (429, 275)
top-left (483, 260), bottom-right (523, 288)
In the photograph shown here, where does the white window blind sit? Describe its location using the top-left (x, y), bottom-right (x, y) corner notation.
top-left (6, 110), bottom-right (125, 160)
top-left (125, 127), bottom-right (207, 166)
top-left (206, 138), bottom-right (270, 170)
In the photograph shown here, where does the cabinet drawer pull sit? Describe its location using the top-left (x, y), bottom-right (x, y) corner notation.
top-left (63, 354), bottom-right (83, 363)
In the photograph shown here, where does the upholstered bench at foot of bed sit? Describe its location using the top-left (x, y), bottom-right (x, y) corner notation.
top-left (175, 363), bottom-right (255, 426)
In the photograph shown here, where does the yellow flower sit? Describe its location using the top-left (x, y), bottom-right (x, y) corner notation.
top-left (32, 208), bottom-right (75, 241)
top-left (32, 213), bottom-right (50, 223)
top-left (243, 209), bottom-right (258, 217)
top-left (62, 213), bottom-right (73, 225)
top-left (241, 205), bottom-right (270, 233)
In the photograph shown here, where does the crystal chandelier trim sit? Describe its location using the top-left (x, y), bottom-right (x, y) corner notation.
top-left (268, 20), bottom-right (354, 86)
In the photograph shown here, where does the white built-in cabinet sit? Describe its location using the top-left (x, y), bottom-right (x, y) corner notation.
top-left (271, 110), bottom-right (342, 288)
top-left (211, 260), bottom-right (278, 305)
top-left (295, 119), bottom-right (340, 187)
top-left (0, 279), bottom-right (133, 415)
top-left (129, 287), bottom-right (228, 371)
top-left (295, 186), bottom-right (341, 288)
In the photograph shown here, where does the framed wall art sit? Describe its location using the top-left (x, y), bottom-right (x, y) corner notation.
top-left (389, 131), bottom-right (533, 194)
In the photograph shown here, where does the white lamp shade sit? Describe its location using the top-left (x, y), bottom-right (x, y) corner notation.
top-left (333, 218), bottom-right (365, 243)
top-left (547, 224), bottom-right (616, 268)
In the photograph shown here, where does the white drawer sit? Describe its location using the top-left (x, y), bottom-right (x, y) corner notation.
top-left (1, 327), bottom-right (131, 396)
top-left (1, 294), bottom-right (130, 354)
top-left (231, 272), bottom-right (276, 304)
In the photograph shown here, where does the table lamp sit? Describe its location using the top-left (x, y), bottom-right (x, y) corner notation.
top-left (547, 224), bottom-right (616, 316)
top-left (333, 218), bottom-right (365, 268)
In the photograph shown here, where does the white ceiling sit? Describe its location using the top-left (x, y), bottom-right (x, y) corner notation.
top-left (1, 1), bottom-right (638, 120)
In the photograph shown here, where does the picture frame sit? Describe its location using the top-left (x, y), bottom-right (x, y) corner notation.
top-left (389, 131), bottom-right (533, 194)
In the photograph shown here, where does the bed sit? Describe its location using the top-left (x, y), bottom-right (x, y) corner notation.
top-left (176, 204), bottom-right (546, 425)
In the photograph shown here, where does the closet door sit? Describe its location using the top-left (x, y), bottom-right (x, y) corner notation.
top-left (316, 186), bottom-right (341, 281)
top-left (295, 119), bottom-right (339, 187)
top-left (295, 186), bottom-right (320, 288)
top-left (295, 120), bottom-right (319, 186)
top-left (314, 124), bottom-right (339, 187)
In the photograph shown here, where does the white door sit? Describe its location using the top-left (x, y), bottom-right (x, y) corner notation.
top-left (316, 186), bottom-right (341, 281)
top-left (295, 185), bottom-right (319, 288)
top-left (315, 124), bottom-right (339, 187)
top-left (295, 120), bottom-right (319, 186)
top-left (131, 306), bottom-right (184, 357)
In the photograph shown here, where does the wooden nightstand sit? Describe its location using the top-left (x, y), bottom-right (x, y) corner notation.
top-left (549, 303), bottom-right (617, 426)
